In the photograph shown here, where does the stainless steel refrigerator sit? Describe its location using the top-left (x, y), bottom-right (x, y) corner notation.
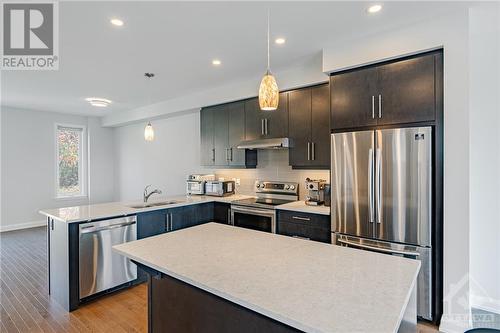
top-left (331, 127), bottom-right (433, 321)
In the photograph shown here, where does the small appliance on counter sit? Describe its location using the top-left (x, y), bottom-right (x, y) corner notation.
top-left (205, 180), bottom-right (235, 197)
top-left (186, 174), bottom-right (215, 195)
top-left (305, 178), bottom-right (328, 206)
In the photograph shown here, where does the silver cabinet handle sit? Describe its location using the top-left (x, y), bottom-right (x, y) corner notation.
top-left (375, 148), bottom-right (382, 224)
top-left (225, 148), bottom-right (229, 162)
top-left (378, 94), bottom-right (382, 118)
top-left (169, 213), bottom-right (173, 231)
top-left (261, 119), bottom-right (264, 135)
top-left (337, 239), bottom-right (420, 257)
top-left (292, 216), bottom-right (311, 221)
top-left (230, 148), bottom-right (233, 161)
top-left (371, 95), bottom-right (375, 119)
top-left (292, 235), bottom-right (310, 240)
top-left (311, 142), bottom-right (315, 161)
top-left (165, 213), bottom-right (169, 231)
top-left (368, 148), bottom-right (375, 223)
top-left (307, 142), bottom-right (311, 161)
top-left (212, 148), bottom-right (215, 162)
top-left (265, 118), bottom-right (268, 135)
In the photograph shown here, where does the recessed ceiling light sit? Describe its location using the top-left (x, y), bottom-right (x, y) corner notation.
top-left (212, 59), bottom-right (221, 66)
top-left (110, 18), bottom-right (124, 26)
top-left (85, 97), bottom-right (112, 108)
top-left (367, 4), bottom-right (382, 13)
top-left (275, 38), bottom-right (286, 45)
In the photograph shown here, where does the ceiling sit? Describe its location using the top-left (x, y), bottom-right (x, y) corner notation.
top-left (1, 1), bottom-right (472, 117)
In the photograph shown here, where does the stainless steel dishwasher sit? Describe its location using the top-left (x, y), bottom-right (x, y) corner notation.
top-left (79, 215), bottom-right (137, 299)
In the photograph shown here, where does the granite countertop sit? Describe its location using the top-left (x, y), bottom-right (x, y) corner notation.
top-left (113, 223), bottom-right (420, 333)
top-left (39, 194), bottom-right (332, 224)
top-left (275, 200), bottom-right (331, 215)
top-left (39, 194), bottom-right (253, 223)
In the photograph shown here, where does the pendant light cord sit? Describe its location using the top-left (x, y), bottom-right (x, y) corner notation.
top-left (267, 9), bottom-right (270, 71)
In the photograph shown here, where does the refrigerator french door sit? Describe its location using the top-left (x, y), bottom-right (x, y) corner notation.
top-left (331, 127), bottom-right (433, 320)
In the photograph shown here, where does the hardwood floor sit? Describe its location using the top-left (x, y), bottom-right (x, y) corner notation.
top-left (0, 226), bottom-right (439, 333)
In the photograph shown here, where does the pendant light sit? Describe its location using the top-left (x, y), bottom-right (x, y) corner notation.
top-left (144, 73), bottom-right (155, 141)
top-left (258, 10), bottom-right (279, 111)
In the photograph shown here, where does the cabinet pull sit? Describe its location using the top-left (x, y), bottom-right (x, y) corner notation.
top-left (292, 216), bottom-right (311, 221)
top-left (292, 235), bottom-right (310, 240)
top-left (261, 119), bottom-right (265, 135)
top-left (51, 219), bottom-right (54, 230)
top-left (230, 148), bottom-right (233, 161)
top-left (225, 148), bottom-right (229, 162)
top-left (165, 214), bottom-right (169, 231)
top-left (307, 142), bottom-right (311, 161)
top-left (378, 94), bottom-right (382, 118)
top-left (212, 148), bottom-right (215, 162)
top-left (371, 95), bottom-right (375, 119)
top-left (227, 210), bottom-right (231, 225)
top-left (265, 118), bottom-right (268, 135)
top-left (170, 213), bottom-right (173, 231)
top-left (311, 142), bottom-right (315, 161)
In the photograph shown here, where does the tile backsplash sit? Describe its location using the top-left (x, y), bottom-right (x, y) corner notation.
top-left (201, 150), bottom-right (329, 200)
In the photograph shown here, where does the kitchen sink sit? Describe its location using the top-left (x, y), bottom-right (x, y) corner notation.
top-left (127, 200), bottom-right (182, 209)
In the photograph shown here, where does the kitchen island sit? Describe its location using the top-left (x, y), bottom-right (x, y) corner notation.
top-left (113, 223), bottom-right (420, 333)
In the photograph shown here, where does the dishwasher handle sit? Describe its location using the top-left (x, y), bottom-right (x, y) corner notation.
top-left (80, 221), bottom-right (136, 234)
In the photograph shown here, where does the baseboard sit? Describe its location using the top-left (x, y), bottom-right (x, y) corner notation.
top-left (471, 294), bottom-right (500, 315)
top-left (0, 220), bottom-right (46, 232)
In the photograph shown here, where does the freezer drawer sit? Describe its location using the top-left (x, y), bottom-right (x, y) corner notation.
top-left (79, 216), bottom-right (137, 299)
top-left (334, 234), bottom-right (432, 321)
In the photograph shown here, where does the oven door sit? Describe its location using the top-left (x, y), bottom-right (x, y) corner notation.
top-left (231, 205), bottom-right (276, 233)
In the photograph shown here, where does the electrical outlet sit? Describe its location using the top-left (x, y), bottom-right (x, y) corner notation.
top-left (232, 178), bottom-right (241, 186)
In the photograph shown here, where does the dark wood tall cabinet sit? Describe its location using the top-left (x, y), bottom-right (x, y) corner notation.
top-left (288, 84), bottom-right (330, 169)
top-left (331, 51), bottom-right (440, 130)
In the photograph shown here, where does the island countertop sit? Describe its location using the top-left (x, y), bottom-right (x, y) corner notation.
top-left (113, 223), bottom-right (420, 333)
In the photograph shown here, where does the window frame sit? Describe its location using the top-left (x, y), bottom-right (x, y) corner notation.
top-left (54, 123), bottom-right (87, 200)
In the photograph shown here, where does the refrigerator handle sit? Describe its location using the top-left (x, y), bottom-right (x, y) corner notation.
top-left (368, 148), bottom-right (374, 223)
top-left (376, 148), bottom-right (382, 224)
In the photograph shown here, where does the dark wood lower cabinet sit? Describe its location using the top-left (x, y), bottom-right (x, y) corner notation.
top-left (148, 271), bottom-right (300, 333)
top-left (277, 211), bottom-right (331, 244)
top-left (213, 202), bottom-right (231, 224)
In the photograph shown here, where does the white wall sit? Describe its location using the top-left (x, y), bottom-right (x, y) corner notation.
top-left (469, 2), bottom-right (500, 315)
top-left (0, 107), bottom-right (115, 231)
top-left (113, 110), bottom-right (329, 202)
top-left (322, 9), bottom-right (472, 333)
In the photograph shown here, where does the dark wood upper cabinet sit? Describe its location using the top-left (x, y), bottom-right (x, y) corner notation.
top-left (288, 84), bottom-right (330, 169)
top-left (377, 53), bottom-right (436, 125)
top-left (227, 101), bottom-right (246, 166)
top-left (330, 51), bottom-right (441, 130)
top-left (330, 67), bottom-right (378, 130)
top-left (310, 84), bottom-right (331, 168)
top-left (288, 89), bottom-right (311, 168)
top-left (200, 107), bottom-right (215, 166)
top-left (213, 105), bottom-right (229, 166)
top-left (245, 92), bottom-right (288, 140)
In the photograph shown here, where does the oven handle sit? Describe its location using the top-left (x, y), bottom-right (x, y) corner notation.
top-left (231, 205), bottom-right (275, 217)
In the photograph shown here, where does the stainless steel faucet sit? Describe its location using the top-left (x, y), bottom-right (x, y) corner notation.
top-left (143, 185), bottom-right (162, 203)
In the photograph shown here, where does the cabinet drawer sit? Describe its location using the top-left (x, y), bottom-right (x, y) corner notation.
top-left (277, 221), bottom-right (331, 244)
top-left (277, 210), bottom-right (330, 230)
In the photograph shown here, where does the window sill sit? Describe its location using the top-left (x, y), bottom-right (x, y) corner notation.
top-left (55, 195), bottom-right (88, 201)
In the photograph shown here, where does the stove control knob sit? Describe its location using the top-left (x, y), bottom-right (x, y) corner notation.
top-left (256, 183), bottom-right (261, 188)
top-left (284, 185), bottom-right (290, 190)
top-left (290, 185), bottom-right (295, 190)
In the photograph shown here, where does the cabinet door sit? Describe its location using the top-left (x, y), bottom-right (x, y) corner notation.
top-left (288, 88), bottom-right (312, 167)
top-left (213, 202), bottom-right (231, 224)
top-left (213, 105), bottom-right (229, 166)
top-left (330, 67), bottom-right (378, 130)
top-left (377, 53), bottom-right (436, 125)
top-left (200, 107), bottom-right (215, 166)
top-left (137, 210), bottom-right (167, 239)
top-left (310, 84), bottom-right (331, 168)
top-left (264, 92), bottom-right (289, 138)
top-left (244, 98), bottom-right (263, 141)
top-left (169, 206), bottom-right (192, 231)
top-left (227, 101), bottom-right (246, 166)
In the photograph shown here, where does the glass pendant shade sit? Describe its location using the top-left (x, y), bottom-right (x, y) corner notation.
top-left (258, 70), bottom-right (279, 111)
top-left (144, 122), bottom-right (154, 141)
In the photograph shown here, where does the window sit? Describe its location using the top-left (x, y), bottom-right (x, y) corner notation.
top-left (56, 124), bottom-right (86, 198)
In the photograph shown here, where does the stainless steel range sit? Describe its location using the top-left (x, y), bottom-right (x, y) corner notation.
top-left (231, 181), bottom-right (298, 233)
